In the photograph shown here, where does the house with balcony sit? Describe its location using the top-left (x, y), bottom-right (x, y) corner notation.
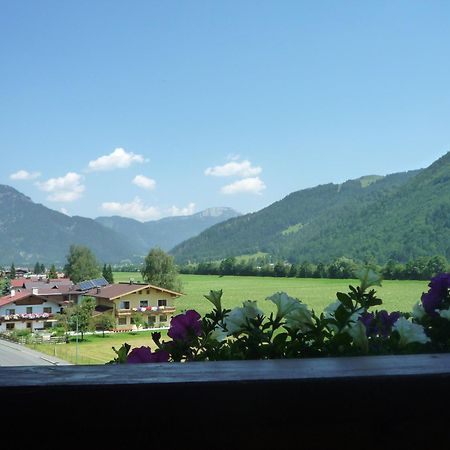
top-left (0, 289), bottom-right (63, 332)
top-left (85, 282), bottom-right (182, 330)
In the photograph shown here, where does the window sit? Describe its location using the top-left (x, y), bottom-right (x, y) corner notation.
top-left (146, 289), bottom-right (150, 295)
top-left (140, 300), bottom-right (148, 308)
top-left (158, 299), bottom-right (167, 307)
top-left (159, 315), bottom-right (167, 323)
top-left (26, 307), bottom-right (33, 314)
top-left (138, 290), bottom-right (142, 295)
top-left (120, 301), bottom-right (130, 310)
top-left (148, 316), bottom-right (156, 325)
top-left (6, 323), bottom-right (15, 330)
top-left (118, 317), bottom-right (127, 326)
top-left (26, 322), bottom-right (32, 329)
top-left (44, 321), bottom-right (52, 329)
top-left (6, 309), bottom-right (15, 315)
top-left (43, 307), bottom-right (52, 314)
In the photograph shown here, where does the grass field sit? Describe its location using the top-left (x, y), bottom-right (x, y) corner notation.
top-left (30, 273), bottom-right (429, 365)
top-left (115, 272), bottom-right (429, 316)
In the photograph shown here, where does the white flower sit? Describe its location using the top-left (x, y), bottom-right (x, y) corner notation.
top-left (266, 292), bottom-right (303, 320)
top-left (284, 304), bottom-right (314, 332)
top-left (223, 300), bottom-right (263, 335)
top-left (393, 317), bottom-right (430, 347)
top-left (438, 307), bottom-right (450, 321)
top-left (412, 302), bottom-right (426, 320)
top-left (210, 326), bottom-right (227, 342)
top-left (355, 268), bottom-right (382, 291)
top-left (347, 321), bottom-right (368, 353)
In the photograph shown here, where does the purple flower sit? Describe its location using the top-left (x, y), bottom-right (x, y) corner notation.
top-left (377, 310), bottom-right (400, 337)
top-left (421, 273), bottom-right (450, 314)
top-left (168, 310), bottom-right (202, 341)
top-left (127, 346), bottom-right (169, 364)
top-left (359, 312), bottom-right (375, 336)
top-left (359, 310), bottom-right (400, 337)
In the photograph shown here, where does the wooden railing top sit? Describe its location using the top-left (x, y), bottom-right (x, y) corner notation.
top-left (1, 352), bottom-right (450, 388)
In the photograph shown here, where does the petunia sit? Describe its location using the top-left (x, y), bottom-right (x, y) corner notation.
top-left (168, 310), bottom-right (202, 341)
top-left (421, 273), bottom-right (450, 314)
top-left (127, 346), bottom-right (169, 363)
top-left (223, 301), bottom-right (263, 335)
top-left (284, 304), bottom-right (314, 332)
top-left (347, 321), bottom-right (369, 353)
top-left (393, 317), bottom-right (430, 347)
top-left (438, 307), bottom-right (450, 321)
top-left (266, 292), bottom-right (303, 320)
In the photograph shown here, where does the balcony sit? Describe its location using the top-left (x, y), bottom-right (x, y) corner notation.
top-left (130, 306), bottom-right (176, 314)
top-left (0, 313), bottom-right (53, 322)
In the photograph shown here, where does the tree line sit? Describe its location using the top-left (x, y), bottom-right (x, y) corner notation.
top-left (179, 255), bottom-right (450, 281)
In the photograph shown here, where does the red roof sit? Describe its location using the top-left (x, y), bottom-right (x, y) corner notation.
top-left (11, 278), bottom-right (26, 288)
top-left (0, 290), bottom-right (32, 307)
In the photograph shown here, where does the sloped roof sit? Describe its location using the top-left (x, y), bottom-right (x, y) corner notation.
top-left (85, 283), bottom-right (182, 301)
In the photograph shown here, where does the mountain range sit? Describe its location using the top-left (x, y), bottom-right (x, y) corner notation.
top-left (2, 151), bottom-right (449, 267)
top-left (0, 185), bottom-right (239, 266)
top-left (171, 152), bottom-right (450, 264)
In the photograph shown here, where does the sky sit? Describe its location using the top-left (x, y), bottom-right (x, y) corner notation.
top-left (1, 1), bottom-right (450, 221)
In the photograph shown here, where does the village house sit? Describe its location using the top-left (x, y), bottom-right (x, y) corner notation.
top-left (85, 282), bottom-right (182, 330)
top-left (0, 289), bottom-right (63, 333)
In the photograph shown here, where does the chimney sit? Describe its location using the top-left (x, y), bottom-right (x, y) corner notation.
top-left (10, 289), bottom-right (15, 297)
top-left (32, 288), bottom-right (38, 295)
top-left (96, 287), bottom-right (101, 294)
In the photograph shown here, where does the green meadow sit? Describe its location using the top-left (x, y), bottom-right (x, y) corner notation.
top-left (30, 273), bottom-right (429, 365)
top-left (115, 272), bottom-right (428, 316)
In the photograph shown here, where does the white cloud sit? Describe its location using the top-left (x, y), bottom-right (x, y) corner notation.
top-left (169, 202), bottom-right (196, 216)
top-left (10, 170), bottom-right (41, 180)
top-left (132, 175), bottom-right (156, 190)
top-left (36, 172), bottom-right (85, 202)
top-left (101, 197), bottom-right (161, 222)
top-left (60, 208), bottom-right (69, 215)
top-left (205, 159), bottom-right (262, 178)
top-left (87, 148), bottom-right (145, 171)
top-left (221, 177), bottom-right (266, 195)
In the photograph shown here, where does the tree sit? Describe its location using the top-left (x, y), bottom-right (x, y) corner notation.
top-left (102, 264), bottom-right (114, 284)
top-left (65, 297), bottom-right (96, 341)
top-left (94, 312), bottom-right (115, 337)
top-left (141, 247), bottom-right (181, 291)
top-left (9, 263), bottom-right (16, 280)
top-left (0, 278), bottom-right (10, 295)
top-left (40, 263), bottom-right (45, 274)
top-left (64, 245), bottom-right (101, 283)
top-left (48, 264), bottom-right (58, 279)
top-left (34, 262), bottom-right (41, 275)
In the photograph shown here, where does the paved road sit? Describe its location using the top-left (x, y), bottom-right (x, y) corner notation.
top-left (0, 339), bottom-right (72, 366)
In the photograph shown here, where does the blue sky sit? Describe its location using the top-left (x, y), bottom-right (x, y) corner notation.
top-left (1, 1), bottom-right (449, 221)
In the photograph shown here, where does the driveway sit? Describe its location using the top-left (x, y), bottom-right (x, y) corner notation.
top-left (0, 339), bottom-right (72, 366)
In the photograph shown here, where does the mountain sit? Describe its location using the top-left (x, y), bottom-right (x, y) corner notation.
top-left (170, 157), bottom-right (446, 263)
top-left (95, 207), bottom-right (241, 252)
top-left (0, 185), bottom-right (141, 266)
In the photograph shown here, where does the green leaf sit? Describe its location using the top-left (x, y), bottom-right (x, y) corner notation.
top-left (336, 292), bottom-right (353, 310)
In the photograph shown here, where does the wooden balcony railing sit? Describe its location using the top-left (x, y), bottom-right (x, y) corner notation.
top-left (1, 353), bottom-right (450, 448)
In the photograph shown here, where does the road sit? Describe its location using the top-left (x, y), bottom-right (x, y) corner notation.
top-left (0, 339), bottom-right (72, 366)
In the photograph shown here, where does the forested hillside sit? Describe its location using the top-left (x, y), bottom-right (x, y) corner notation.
top-left (170, 154), bottom-right (450, 264)
top-left (0, 185), bottom-right (140, 265)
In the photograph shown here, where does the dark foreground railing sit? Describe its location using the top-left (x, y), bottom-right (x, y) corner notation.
top-left (2, 353), bottom-right (450, 449)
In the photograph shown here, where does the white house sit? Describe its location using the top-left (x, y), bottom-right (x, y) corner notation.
top-left (0, 289), bottom-right (62, 333)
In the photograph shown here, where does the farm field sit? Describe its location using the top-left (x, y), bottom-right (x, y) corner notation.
top-left (30, 273), bottom-right (429, 365)
top-left (115, 272), bottom-right (429, 316)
